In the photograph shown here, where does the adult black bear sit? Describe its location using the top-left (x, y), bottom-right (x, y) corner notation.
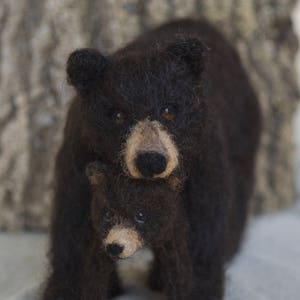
top-left (42, 19), bottom-right (261, 300)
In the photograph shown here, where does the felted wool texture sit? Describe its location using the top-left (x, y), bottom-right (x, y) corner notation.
top-left (43, 19), bottom-right (261, 300)
top-left (124, 119), bottom-right (179, 179)
top-left (86, 165), bottom-right (188, 299)
top-left (103, 225), bottom-right (144, 259)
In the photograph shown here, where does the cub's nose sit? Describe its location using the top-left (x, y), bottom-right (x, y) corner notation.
top-left (135, 152), bottom-right (167, 178)
top-left (106, 243), bottom-right (124, 257)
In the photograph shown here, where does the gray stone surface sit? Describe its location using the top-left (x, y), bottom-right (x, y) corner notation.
top-left (1, 206), bottom-right (300, 300)
top-left (225, 204), bottom-right (300, 300)
top-left (0, 234), bottom-right (47, 300)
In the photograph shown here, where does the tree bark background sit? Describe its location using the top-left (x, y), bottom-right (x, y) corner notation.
top-left (0, 0), bottom-right (298, 230)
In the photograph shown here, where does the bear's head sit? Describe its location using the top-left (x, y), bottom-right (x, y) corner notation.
top-left (67, 38), bottom-right (208, 180)
top-left (85, 161), bottom-right (183, 259)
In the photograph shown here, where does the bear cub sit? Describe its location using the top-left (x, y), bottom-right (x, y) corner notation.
top-left (83, 161), bottom-right (188, 299)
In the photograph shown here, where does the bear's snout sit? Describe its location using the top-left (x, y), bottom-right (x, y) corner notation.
top-left (103, 225), bottom-right (143, 259)
top-left (124, 119), bottom-right (179, 179)
top-left (135, 152), bottom-right (167, 178)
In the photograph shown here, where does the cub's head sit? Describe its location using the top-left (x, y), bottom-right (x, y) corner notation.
top-left (86, 161), bottom-right (183, 259)
top-left (68, 39), bottom-right (208, 179)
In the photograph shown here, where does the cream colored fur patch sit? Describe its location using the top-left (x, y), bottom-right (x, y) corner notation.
top-left (104, 225), bottom-right (144, 258)
top-left (124, 119), bottom-right (179, 178)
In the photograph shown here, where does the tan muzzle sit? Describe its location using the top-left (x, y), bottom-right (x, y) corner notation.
top-left (104, 225), bottom-right (143, 259)
top-left (124, 119), bottom-right (179, 178)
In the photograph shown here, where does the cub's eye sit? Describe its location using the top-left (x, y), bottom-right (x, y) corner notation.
top-left (103, 210), bottom-right (113, 222)
top-left (134, 212), bottom-right (147, 225)
top-left (161, 103), bottom-right (177, 121)
top-left (111, 110), bottom-right (126, 125)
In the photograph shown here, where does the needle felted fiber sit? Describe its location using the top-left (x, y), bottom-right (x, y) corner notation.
top-left (43, 19), bottom-right (261, 300)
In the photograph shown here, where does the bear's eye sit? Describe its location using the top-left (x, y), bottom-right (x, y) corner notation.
top-left (134, 212), bottom-right (147, 225)
top-left (103, 210), bottom-right (113, 222)
top-left (111, 110), bottom-right (126, 125)
top-left (161, 103), bottom-right (177, 121)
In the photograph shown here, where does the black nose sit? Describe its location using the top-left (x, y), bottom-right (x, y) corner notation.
top-left (135, 152), bottom-right (167, 178)
top-left (106, 243), bottom-right (124, 257)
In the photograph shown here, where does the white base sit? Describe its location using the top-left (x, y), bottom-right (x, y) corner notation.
top-left (1, 205), bottom-right (299, 300)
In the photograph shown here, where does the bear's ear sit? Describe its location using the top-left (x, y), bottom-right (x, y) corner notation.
top-left (85, 161), bottom-right (107, 186)
top-left (165, 38), bottom-right (208, 77)
top-left (66, 48), bottom-right (108, 96)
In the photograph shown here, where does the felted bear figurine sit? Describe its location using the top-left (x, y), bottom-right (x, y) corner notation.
top-left (42, 19), bottom-right (261, 300)
top-left (83, 161), bottom-right (189, 299)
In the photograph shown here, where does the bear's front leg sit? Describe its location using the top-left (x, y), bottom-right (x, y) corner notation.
top-left (149, 218), bottom-right (193, 300)
top-left (185, 135), bottom-right (231, 300)
top-left (185, 186), bottom-right (227, 299)
top-left (80, 239), bottom-right (121, 300)
top-left (42, 145), bottom-right (104, 300)
top-left (188, 241), bottom-right (225, 300)
top-left (42, 166), bottom-right (92, 300)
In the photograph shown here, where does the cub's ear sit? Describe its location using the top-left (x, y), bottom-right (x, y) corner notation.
top-left (66, 48), bottom-right (108, 96)
top-left (85, 161), bottom-right (107, 186)
top-left (166, 174), bottom-right (184, 191)
top-left (165, 38), bottom-right (208, 77)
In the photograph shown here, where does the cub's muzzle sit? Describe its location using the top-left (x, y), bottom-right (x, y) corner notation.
top-left (103, 225), bottom-right (143, 259)
top-left (124, 119), bottom-right (179, 179)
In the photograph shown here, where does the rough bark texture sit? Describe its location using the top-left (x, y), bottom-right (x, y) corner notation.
top-left (0, 0), bottom-right (298, 230)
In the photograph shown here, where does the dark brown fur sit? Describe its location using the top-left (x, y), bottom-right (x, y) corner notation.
top-left (42, 19), bottom-right (261, 300)
top-left (82, 162), bottom-right (189, 299)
